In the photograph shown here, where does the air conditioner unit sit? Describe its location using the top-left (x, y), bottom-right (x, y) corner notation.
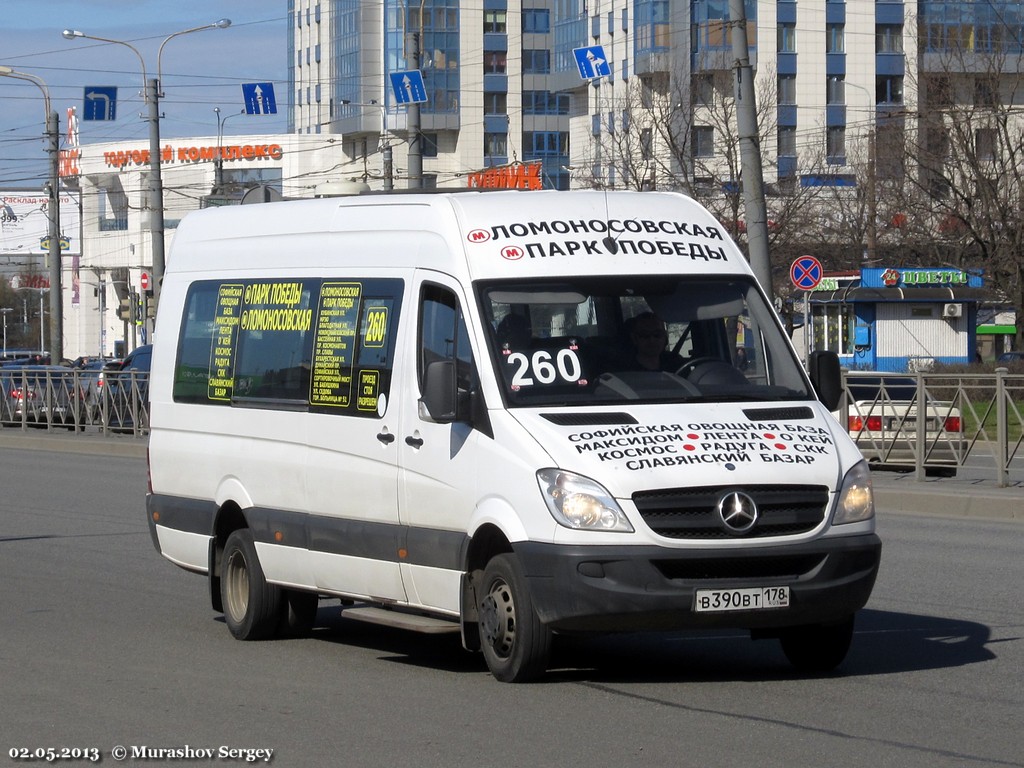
top-left (943, 303), bottom-right (963, 318)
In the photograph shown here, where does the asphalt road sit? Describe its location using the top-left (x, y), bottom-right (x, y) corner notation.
top-left (1, 446), bottom-right (1022, 768)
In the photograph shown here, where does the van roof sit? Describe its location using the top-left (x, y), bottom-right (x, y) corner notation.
top-left (166, 190), bottom-right (754, 283)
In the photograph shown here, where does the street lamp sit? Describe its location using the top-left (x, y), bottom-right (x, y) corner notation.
top-left (62, 19), bottom-right (232, 302)
top-left (213, 107), bottom-right (247, 193)
top-left (0, 65), bottom-right (63, 364)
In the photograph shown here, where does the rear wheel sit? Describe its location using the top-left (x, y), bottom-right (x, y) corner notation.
top-left (221, 529), bottom-right (282, 640)
top-left (478, 554), bottom-right (551, 683)
top-left (779, 615), bottom-right (855, 673)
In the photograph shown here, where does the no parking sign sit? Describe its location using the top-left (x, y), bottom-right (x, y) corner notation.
top-left (790, 256), bottom-right (823, 291)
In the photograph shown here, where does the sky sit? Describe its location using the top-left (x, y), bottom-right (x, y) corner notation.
top-left (0, 1), bottom-right (289, 188)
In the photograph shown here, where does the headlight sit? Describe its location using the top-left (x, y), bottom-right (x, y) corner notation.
top-left (536, 469), bottom-right (633, 532)
top-left (834, 461), bottom-right (875, 525)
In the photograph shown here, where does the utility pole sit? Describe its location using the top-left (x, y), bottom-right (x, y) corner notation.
top-left (728, 0), bottom-right (772, 303)
top-left (406, 30), bottom-right (423, 189)
top-left (46, 108), bottom-right (63, 362)
top-left (145, 77), bottom-right (166, 301)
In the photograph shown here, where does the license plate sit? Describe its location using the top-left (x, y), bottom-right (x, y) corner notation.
top-left (694, 586), bottom-right (790, 613)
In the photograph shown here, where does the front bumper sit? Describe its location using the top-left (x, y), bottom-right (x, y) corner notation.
top-left (513, 533), bottom-right (881, 633)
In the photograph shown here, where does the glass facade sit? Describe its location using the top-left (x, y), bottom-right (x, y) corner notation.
top-left (920, 1), bottom-right (1024, 52)
top-left (380, 0), bottom-right (460, 114)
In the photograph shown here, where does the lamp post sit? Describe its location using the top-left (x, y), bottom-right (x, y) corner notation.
top-left (0, 65), bottom-right (62, 364)
top-left (62, 20), bottom-right (232, 303)
top-left (213, 107), bottom-right (247, 194)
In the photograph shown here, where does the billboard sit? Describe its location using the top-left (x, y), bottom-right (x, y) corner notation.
top-left (0, 189), bottom-right (81, 256)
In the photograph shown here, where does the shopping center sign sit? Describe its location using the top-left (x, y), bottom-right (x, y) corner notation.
top-left (101, 142), bottom-right (284, 169)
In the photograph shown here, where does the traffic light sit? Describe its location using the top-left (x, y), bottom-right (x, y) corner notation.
top-left (146, 298), bottom-right (156, 321)
top-left (117, 298), bottom-right (133, 322)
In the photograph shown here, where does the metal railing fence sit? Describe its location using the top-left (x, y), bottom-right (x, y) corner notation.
top-left (1, 368), bottom-right (1021, 484)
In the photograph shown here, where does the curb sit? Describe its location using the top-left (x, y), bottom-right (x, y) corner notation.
top-left (0, 429), bottom-right (147, 459)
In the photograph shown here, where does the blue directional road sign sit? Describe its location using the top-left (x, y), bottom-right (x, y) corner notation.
top-left (83, 86), bottom-right (117, 121)
top-left (242, 83), bottom-right (278, 115)
top-left (573, 46), bottom-right (612, 80)
top-left (389, 70), bottom-right (428, 105)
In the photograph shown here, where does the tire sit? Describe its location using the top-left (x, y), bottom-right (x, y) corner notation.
top-left (477, 554), bottom-right (551, 683)
top-left (279, 590), bottom-right (319, 637)
top-left (221, 528), bottom-right (283, 641)
top-left (779, 614), bottom-right (855, 673)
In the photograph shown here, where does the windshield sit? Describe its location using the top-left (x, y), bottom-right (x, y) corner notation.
top-left (479, 276), bottom-right (812, 407)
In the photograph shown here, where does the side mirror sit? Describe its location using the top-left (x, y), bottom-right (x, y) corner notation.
top-left (420, 360), bottom-right (457, 423)
top-left (807, 350), bottom-right (843, 411)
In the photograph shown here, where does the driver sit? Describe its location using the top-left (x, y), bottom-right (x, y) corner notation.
top-left (628, 312), bottom-right (684, 372)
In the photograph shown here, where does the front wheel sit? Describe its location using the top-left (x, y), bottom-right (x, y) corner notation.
top-left (478, 554), bottom-right (551, 683)
top-left (221, 528), bottom-right (282, 641)
top-left (779, 614), bottom-right (855, 673)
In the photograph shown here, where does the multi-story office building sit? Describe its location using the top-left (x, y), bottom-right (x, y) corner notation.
top-left (290, 0), bottom-right (572, 189)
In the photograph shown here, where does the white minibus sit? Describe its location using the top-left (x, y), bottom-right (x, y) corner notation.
top-left (146, 190), bottom-right (880, 682)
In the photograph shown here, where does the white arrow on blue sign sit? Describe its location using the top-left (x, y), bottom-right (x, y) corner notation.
top-left (83, 87), bottom-right (117, 121)
top-left (573, 46), bottom-right (612, 80)
top-left (242, 83), bottom-right (277, 115)
top-left (389, 70), bottom-right (428, 105)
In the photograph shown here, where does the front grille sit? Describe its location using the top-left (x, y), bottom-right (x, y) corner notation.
top-left (654, 554), bottom-right (826, 581)
top-left (632, 484), bottom-right (829, 540)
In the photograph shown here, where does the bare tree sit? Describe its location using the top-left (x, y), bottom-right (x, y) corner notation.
top-left (894, 31), bottom-right (1024, 347)
top-left (572, 61), bottom-right (837, 298)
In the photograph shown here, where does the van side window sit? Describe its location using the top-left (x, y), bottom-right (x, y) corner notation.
top-left (173, 277), bottom-right (403, 417)
top-left (419, 284), bottom-right (473, 392)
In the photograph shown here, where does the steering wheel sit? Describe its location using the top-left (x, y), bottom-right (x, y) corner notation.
top-left (675, 357), bottom-right (721, 378)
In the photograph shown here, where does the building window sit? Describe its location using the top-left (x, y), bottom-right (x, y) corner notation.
top-left (485, 133), bottom-right (508, 158)
top-left (524, 132), bottom-right (569, 156)
top-left (778, 126), bottom-right (797, 157)
top-left (485, 51), bottom-right (507, 74)
top-left (827, 75), bottom-right (845, 105)
top-left (827, 23), bottom-right (845, 53)
top-left (422, 133), bottom-right (439, 158)
top-left (484, 93), bottom-right (507, 115)
top-left (523, 49), bottom-right (550, 73)
top-left (636, 0), bottom-right (670, 53)
top-left (811, 304), bottom-right (856, 355)
top-left (641, 127), bottom-right (653, 161)
top-left (876, 24), bottom-right (903, 53)
top-left (778, 22), bottom-right (796, 53)
top-left (692, 126), bottom-right (714, 158)
top-left (925, 75), bottom-right (952, 108)
top-left (484, 10), bottom-right (507, 33)
top-left (523, 91), bottom-right (569, 115)
top-left (778, 74), bottom-right (796, 105)
top-left (693, 73), bottom-right (715, 105)
top-left (876, 75), bottom-right (903, 104)
top-left (975, 128), bottom-right (997, 161)
top-left (522, 9), bottom-right (550, 33)
top-left (827, 126), bottom-right (846, 159)
top-left (974, 78), bottom-right (997, 106)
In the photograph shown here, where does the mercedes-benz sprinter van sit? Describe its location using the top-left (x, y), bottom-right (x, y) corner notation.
top-left (146, 190), bottom-right (880, 682)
